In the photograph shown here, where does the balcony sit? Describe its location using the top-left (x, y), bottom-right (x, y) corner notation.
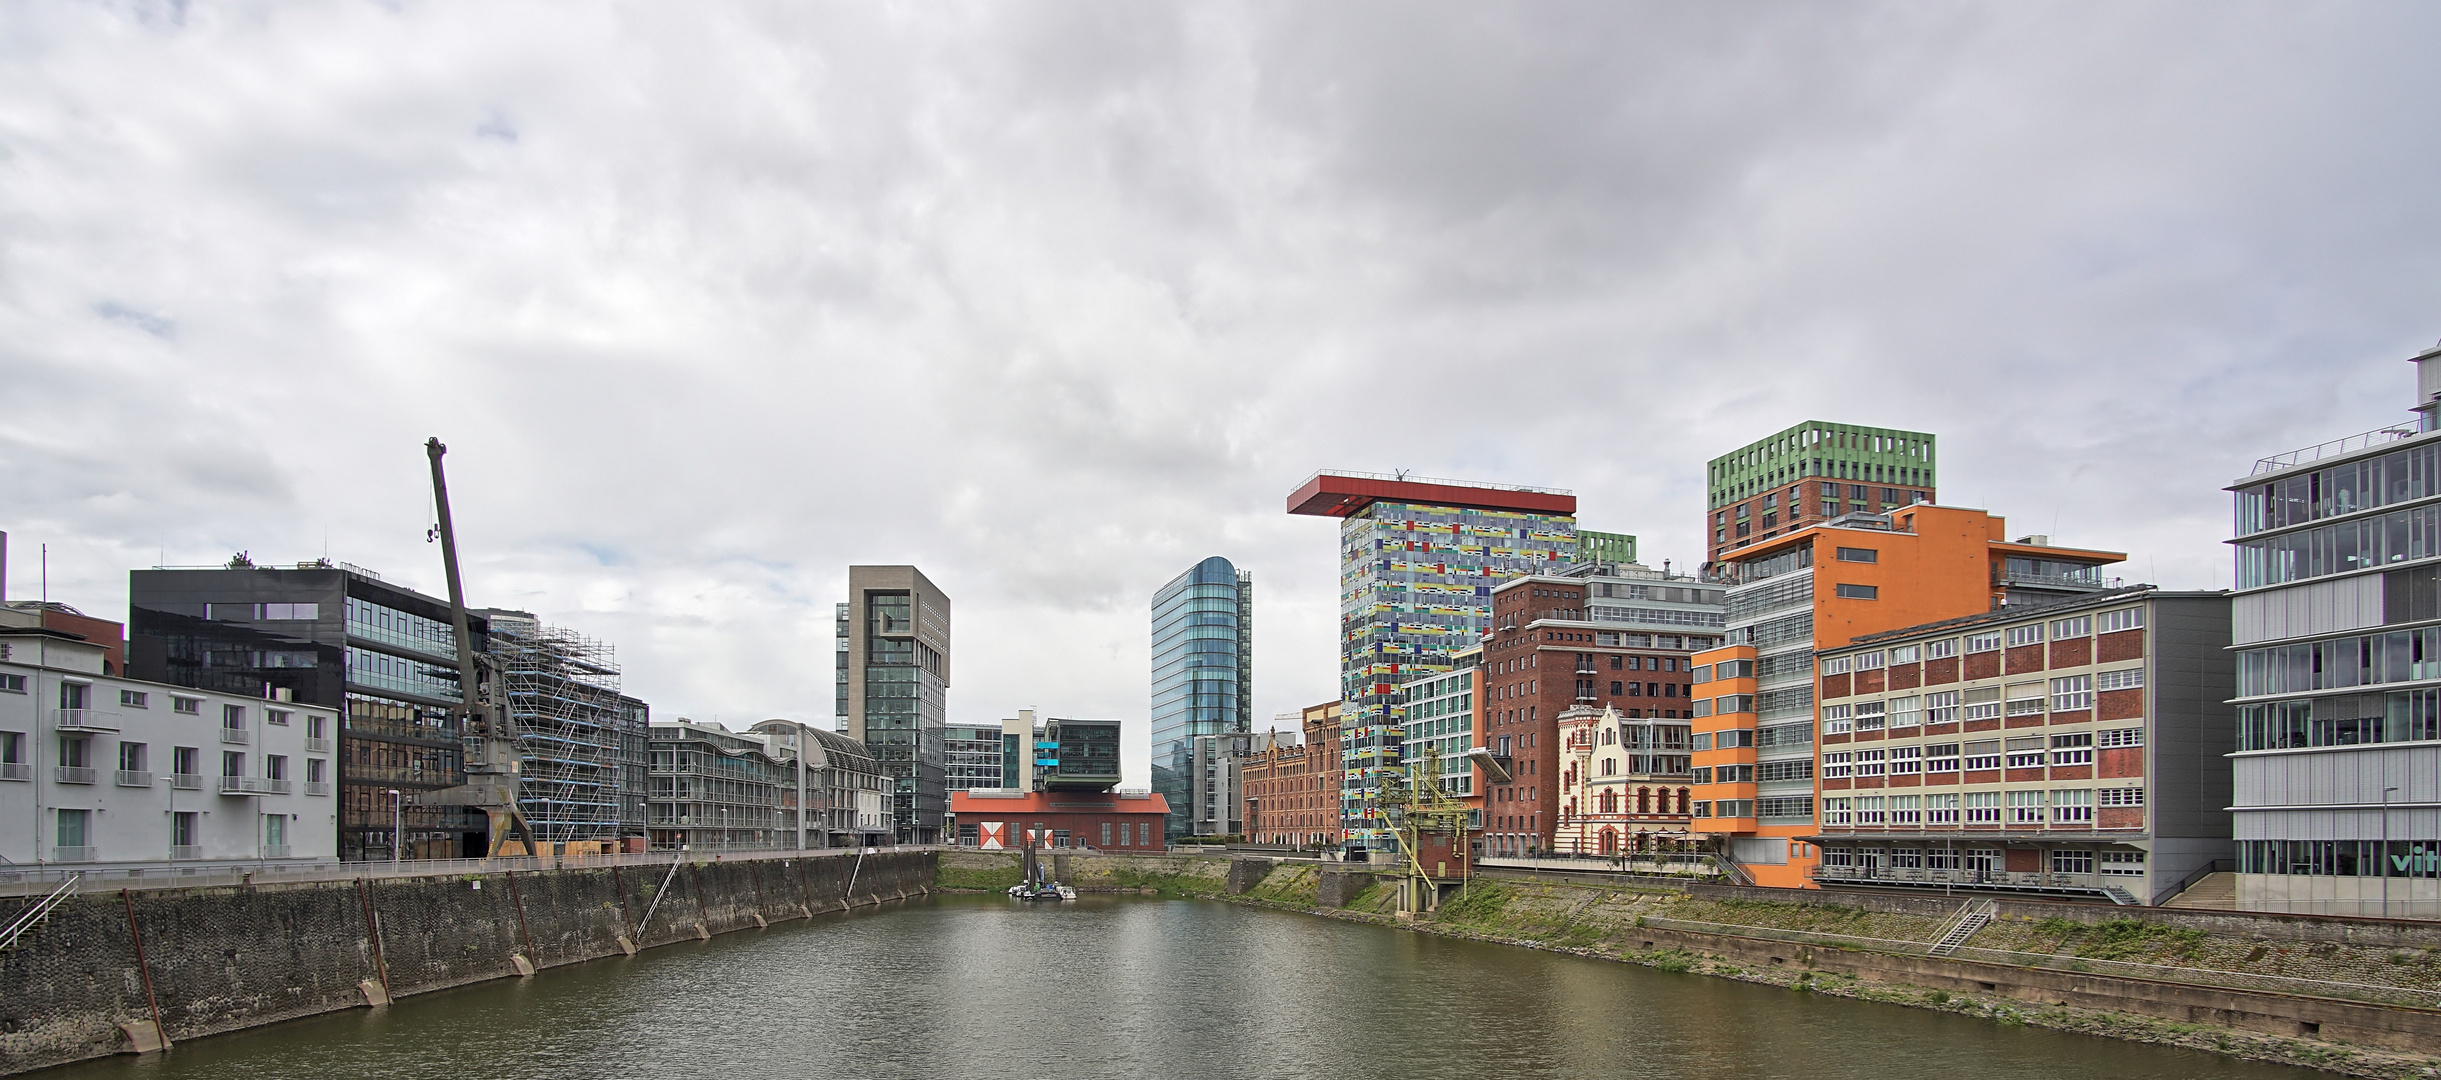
top-left (169, 845), bottom-right (201, 860)
top-left (219, 775), bottom-right (291, 796)
top-left (54, 766), bottom-right (97, 785)
top-left (305, 781), bottom-right (333, 797)
top-left (0, 763), bottom-right (30, 781)
top-left (115, 770), bottom-right (155, 787)
top-left (171, 773), bottom-right (205, 790)
top-left (220, 727), bottom-right (251, 745)
top-left (52, 709), bottom-right (120, 733)
top-left (53, 846), bottom-right (96, 863)
top-left (303, 737), bottom-right (333, 754)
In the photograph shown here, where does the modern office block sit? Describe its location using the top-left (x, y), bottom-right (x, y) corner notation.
top-left (1150, 556), bottom-right (1252, 837)
top-left (2226, 345), bottom-right (2441, 918)
top-left (1707, 423), bottom-right (1937, 564)
top-left (838, 566), bottom-right (952, 844)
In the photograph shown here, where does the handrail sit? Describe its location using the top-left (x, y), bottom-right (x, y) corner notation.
top-left (2252, 424), bottom-right (2425, 477)
top-left (1, 872), bottom-right (81, 951)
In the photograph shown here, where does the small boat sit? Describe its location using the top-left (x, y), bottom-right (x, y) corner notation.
top-left (1007, 831), bottom-right (1075, 901)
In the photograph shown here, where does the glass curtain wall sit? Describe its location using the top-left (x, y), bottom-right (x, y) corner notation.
top-left (1151, 557), bottom-right (1253, 838)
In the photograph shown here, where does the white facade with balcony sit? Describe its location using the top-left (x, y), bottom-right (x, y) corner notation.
top-left (0, 626), bottom-right (337, 870)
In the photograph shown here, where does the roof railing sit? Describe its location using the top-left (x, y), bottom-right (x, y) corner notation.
top-left (1300, 469), bottom-right (1572, 497)
top-left (2251, 423), bottom-right (2426, 477)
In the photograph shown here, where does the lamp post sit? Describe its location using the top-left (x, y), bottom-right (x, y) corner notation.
top-left (2383, 785), bottom-right (2399, 919)
top-left (388, 789), bottom-right (403, 867)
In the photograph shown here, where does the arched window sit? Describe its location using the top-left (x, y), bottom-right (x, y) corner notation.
top-left (1599, 828), bottom-right (1618, 856)
top-left (1637, 787), bottom-right (1652, 815)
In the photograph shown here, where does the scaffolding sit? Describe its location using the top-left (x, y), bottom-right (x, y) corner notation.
top-left (487, 614), bottom-right (644, 844)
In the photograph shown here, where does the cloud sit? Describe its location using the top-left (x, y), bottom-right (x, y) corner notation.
top-left (1, 1), bottom-right (2437, 729)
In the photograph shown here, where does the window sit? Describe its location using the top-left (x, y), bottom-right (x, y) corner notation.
top-left (2005, 683), bottom-right (2046, 717)
top-left (1822, 752), bottom-right (1853, 779)
top-left (173, 747), bottom-right (199, 777)
top-left (1963, 740), bottom-right (2002, 770)
top-left (1835, 584), bottom-right (1879, 600)
top-left (1854, 796), bottom-right (1885, 824)
top-left (222, 704), bottom-right (247, 728)
top-left (1758, 759), bottom-right (1813, 782)
top-left (1966, 632), bottom-right (2002, 653)
top-left (1925, 743), bottom-right (1960, 772)
top-left (1757, 795), bottom-right (1812, 820)
top-left (1963, 686), bottom-right (2002, 720)
top-left (221, 751), bottom-right (244, 777)
top-left (1887, 695), bottom-right (1921, 729)
top-left (1853, 749), bottom-right (1885, 777)
top-left (1926, 638), bottom-right (1959, 660)
top-left (2049, 732), bottom-right (2094, 766)
top-left (1854, 701), bottom-right (1886, 731)
top-left (120, 690), bottom-right (148, 708)
top-left (1821, 703), bottom-right (1851, 735)
top-left (1926, 793), bottom-right (1961, 824)
top-left (0, 731), bottom-right (22, 770)
top-left (2006, 624), bottom-right (2044, 647)
top-left (308, 758), bottom-right (327, 784)
top-left (1887, 745), bottom-right (1922, 774)
top-left (2101, 850), bottom-right (2145, 876)
top-left (2098, 607), bottom-right (2144, 633)
top-left (118, 741), bottom-right (146, 772)
top-left (1101, 822), bottom-right (1113, 847)
top-left (1890, 795), bottom-right (1922, 826)
top-left (1820, 656), bottom-right (1852, 676)
top-left (267, 709), bottom-right (291, 726)
top-left (266, 755), bottom-right (288, 780)
top-left (2007, 790), bottom-right (2044, 824)
top-left (2050, 615), bottom-right (2093, 638)
top-left (173, 696), bottom-right (200, 714)
top-left (1835, 547), bottom-right (1879, 563)
top-left (0, 673), bottom-right (21, 693)
top-left (1924, 690), bottom-right (1960, 725)
top-left (2005, 736), bottom-right (2045, 768)
top-left (56, 808), bottom-right (90, 849)
top-left (2096, 727), bottom-right (2144, 749)
top-left (2050, 675), bottom-right (2093, 712)
top-left (1964, 792), bottom-right (2001, 824)
top-left (2051, 849), bottom-right (2095, 874)
top-left (1889, 645), bottom-right (1919, 664)
top-left (1856, 651), bottom-right (1886, 670)
top-left (2098, 787), bottom-right (2145, 807)
top-left (2096, 668), bottom-right (2144, 692)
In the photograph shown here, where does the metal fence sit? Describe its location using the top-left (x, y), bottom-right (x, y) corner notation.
top-left (0, 845), bottom-right (932, 897)
top-left (1636, 915), bottom-right (2441, 1010)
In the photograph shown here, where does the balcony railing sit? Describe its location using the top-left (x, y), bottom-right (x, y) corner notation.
top-left (52, 709), bottom-right (120, 733)
top-left (305, 781), bottom-right (333, 796)
top-left (54, 766), bottom-right (97, 785)
top-left (303, 737), bottom-right (333, 753)
top-left (262, 845), bottom-right (292, 859)
top-left (115, 770), bottom-right (155, 787)
top-left (1811, 864), bottom-right (2125, 892)
top-left (219, 727), bottom-right (251, 745)
top-left (170, 773), bottom-right (205, 790)
top-left (2252, 423), bottom-right (2425, 476)
top-left (169, 845), bottom-right (201, 860)
top-left (219, 775), bottom-right (291, 796)
top-left (53, 846), bottom-right (96, 863)
top-left (0, 763), bottom-right (30, 781)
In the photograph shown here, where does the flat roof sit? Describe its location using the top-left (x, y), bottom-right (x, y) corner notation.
top-left (1286, 470), bottom-right (1576, 518)
top-left (947, 791), bottom-right (1170, 814)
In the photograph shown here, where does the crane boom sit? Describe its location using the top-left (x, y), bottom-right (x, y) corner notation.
top-left (417, 438), bottom-right (537, 860)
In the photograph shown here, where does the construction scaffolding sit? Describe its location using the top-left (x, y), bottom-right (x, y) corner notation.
top-left (486, 612), bottom-right (647, 845)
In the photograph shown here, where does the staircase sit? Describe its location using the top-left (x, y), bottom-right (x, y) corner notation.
top-left (1, 873), bottom-right (82, 952)
top-left (2164, 871), bottom-right (2238, 910)
top-left (2100, 885), bottom-right (2140, 906)
top-left (1927, 899), bottom-right (1996, 956)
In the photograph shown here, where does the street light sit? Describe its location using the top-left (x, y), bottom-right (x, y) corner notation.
top-left (388, 789), bottom-right (403, 867)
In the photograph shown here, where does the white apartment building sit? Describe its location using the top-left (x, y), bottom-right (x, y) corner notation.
top-left (1, 625), bottom-right (338, 869)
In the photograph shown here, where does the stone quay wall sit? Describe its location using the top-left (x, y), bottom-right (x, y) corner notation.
top-left (0, 850), bottom-right (932, 1075)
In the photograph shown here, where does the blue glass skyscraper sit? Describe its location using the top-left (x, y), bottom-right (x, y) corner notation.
top-left (1150, 557), bottom-right (1253, 838)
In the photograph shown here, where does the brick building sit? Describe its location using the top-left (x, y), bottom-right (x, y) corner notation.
top-left (1807, 587), bottom-right (2233, 904)
top-left (1706, 422), bottom-right (1938, 565)
top-left (947, 789), bottom-right (1170, 851)
top-left (1690, 505), bottom-right (2128, 888)
top-left (1242, 700), bottom-right (1340, 847)
top-left (1476, 567), bottom-right (1724, 858)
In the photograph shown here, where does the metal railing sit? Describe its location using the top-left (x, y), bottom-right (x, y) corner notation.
top-left (0, 763), bottom-right (30, 781)
top-left (0, 844), bottom-right (935, 896)
top-left (217, 776), bottom-right (290, 795)
top-left (170, 773), bottom-right (204, 790)
top-left (114, 770), bottom-right (154, 787)
top-left (305, 781), bottom-right (332, 797)
top-left (262, 845), bottom-right (291, 859)
top-left (51, 847), bottom-right (95, 863)
top-left (303, 738), bottom-right (332, 753)
top-left (219, 727), bottom-right (250, 745)
top-left (1298, 468), bottom-right (1573, 497)
top-left (2252, 424), bottom-right (2425, 476)
top-left (53, 766), bottom-right (96, 785)
top-left (168, 846), bottom-right (200, 860)
top-left (51, 709), bottom-right (119, 732)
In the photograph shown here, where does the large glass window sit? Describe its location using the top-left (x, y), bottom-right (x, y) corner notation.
top-left (2234, 440), bottom-right (2441, 537)
top-left (2235, 502), bottom-right (2441, 589)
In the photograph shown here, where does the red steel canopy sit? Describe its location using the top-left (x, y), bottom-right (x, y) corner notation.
top-left (1285, 471), bottom-right (1576, 518)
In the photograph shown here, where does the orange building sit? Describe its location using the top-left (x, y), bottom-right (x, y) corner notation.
top-left (1689, 504), bottom-right (2124, 888)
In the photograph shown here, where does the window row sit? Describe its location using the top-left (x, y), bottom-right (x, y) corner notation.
top-left (1823, 788), bottom-right (2130, 826)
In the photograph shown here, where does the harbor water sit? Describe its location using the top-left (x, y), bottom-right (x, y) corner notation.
top-left (45, 894), bottom-right (2323, 1079)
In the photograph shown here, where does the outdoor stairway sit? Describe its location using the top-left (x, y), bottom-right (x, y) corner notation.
top-left (1, 873), bottom-right (82, 953)
top-left (1927, 899), bottom-right (1997, 956)
top-left (2164, 872), bottom-right (2238, 910)
top-left (2101, 885), bottom-right (2141, 906)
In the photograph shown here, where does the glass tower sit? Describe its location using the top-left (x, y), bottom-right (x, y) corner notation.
top-left (1150, 556), bottom-right (1253, 838)
top-left (839, 566), bottom-right (951, 844)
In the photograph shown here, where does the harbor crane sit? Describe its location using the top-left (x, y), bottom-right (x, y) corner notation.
top-left (1374, 742), bottom-right (1475, 913)
top-left (415, 437), bottom-right (539, 859)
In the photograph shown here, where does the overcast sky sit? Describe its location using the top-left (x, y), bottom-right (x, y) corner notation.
top-left (4, 3), bottom-right (2439, 753)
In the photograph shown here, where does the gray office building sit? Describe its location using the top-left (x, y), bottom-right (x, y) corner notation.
top-left (2227, 343), bottom-right (2441, 918)
top-left (837, 565), bottom-right (952, 844)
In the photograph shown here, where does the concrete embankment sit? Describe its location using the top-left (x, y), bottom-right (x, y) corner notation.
top-left (942, 850), bottom-right (2441, 1079)
top-left (0, 850), bottom-right (932, 1075)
